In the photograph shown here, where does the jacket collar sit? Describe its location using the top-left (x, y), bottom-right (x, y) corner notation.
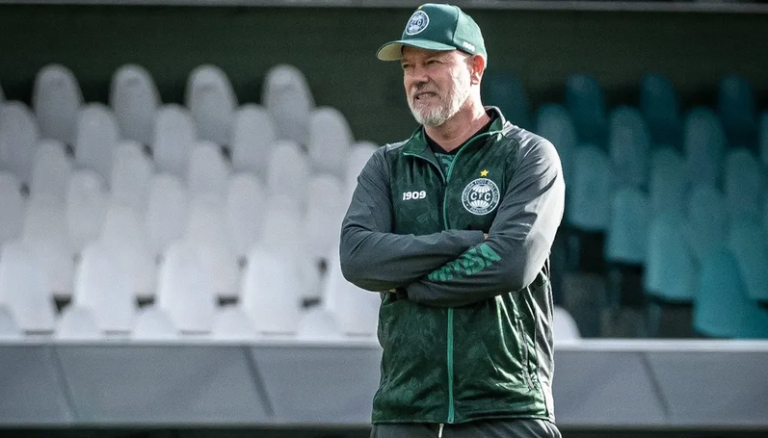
top-left (401, 106), bottom-right (508, 157)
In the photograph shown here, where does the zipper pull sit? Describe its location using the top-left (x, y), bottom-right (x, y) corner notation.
top-left (438, 423), bottom-right (444, 438)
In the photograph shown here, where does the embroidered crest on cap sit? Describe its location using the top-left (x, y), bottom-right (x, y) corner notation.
top-left (405, 10), bottom-right (430, 35)
top-left (462, 178), bottom-right (500, 216)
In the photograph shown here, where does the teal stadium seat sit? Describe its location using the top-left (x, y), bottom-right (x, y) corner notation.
top-left (683, 107), bottom-right (727, 188)
top-left (567, 144), bottom-right (612, 232)
top-left (608, 106), bottom-right (651, 189)
top-left (640, 73), bottom-right (681, 149)
top-left (728, 220), bottom-right (768, 305)
top-left (694, 249), bottom-right (768, 338)
top-left (565, 74), bottom-right (608, 147)
top-left (606, 187), bottom-right (649, 265)
top-left (649, 148), bottom-right (688, 217)
top-left (481, 71), bottom-right (530, 130)
top-left (724, 148), bottom-right (764, 223)
top-left (760, 111), bottom-right (768, 168)
top-left (685, 184), bottom-right (728, 263)
top-left (717, 74), bottom-right (758, 151)
top-left (534, 104), bottom-right (577, 187)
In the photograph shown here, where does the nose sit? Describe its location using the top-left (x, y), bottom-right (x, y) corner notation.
top-left (405, 64), bottom-right (429, 92)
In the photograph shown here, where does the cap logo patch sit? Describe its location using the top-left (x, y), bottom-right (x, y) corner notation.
top-left (461, 41), bottom-right (476, 52)
top-left (405, 10), bottom-right (429, 35)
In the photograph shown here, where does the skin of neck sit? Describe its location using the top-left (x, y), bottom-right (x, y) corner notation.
top-left (424, 89), bottom-right (490, 152)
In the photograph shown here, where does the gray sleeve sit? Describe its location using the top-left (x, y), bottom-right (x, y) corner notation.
top-left (339, 148), bottom-right (485, 292)
top-left (405, 138), bottom-right (565, 307)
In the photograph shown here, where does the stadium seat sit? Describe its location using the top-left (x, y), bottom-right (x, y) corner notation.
top-left (132, 306), bottom-right (178, 340)
top-left (760, 111), bottom-right (768, 169)
top-left (100, 203), bottom-right (156, 300)
top-left (322, 250), bottom-right (379, 337)
top-left (728, 220), bottom-right (768, 304)
top-left (29, 140), bottom-right (72, 203)
top-left (231, 104), bottom-right (277, 177)
top-left (156, 241), bottom-right (216, 334)
top-left (308, 107), bottom-right (353, 178)
top-left (263, 64), bottom-right (314, 146)
top-left (639, 73), bottom-right (681, 148)
top-left (73, 241), bottom-right (136, 333)
top-left (566, 144), bottom-right (612, 231)
top-left (241, 247), bottom-right (302, 335)
top-left (266, 140), bottom-right (310, 213)
top-left (32, 64), bottom-right (83, 146)
top-left (0, 172), bottom-right (25, 247)
top-left (297, 307), bottom-right (344, 341)
top-left (186, 197), bottom-right (239, 299)
top-left (55, 305), bottom-right (101, 340)
top-left (685, 185), bottom-right (728, 263)
top-left (683, 107), bottom-right (727, 188)
top-left (304, 174), bottom-right (346, 262)
top-left (66, 169), bottom-right (109, 254)
top-left (693, 249), bottom-right (768, 338)
top-left (644, 212), bottom-right (697, 303)
top-left (225, 173), bottom-right (265, 259)
top-left (552, 306), bottom-right (581, 344)
top-left (606, 187), bottom-right (649, 265)
top-left (344, 141), bottom-right (378, 201)
top-left (73, 104), bottom-right (120, 180)
top-left (21, 197), bottom-right (74, 298)
top-left (110, 64), bottom-right (160, 146)
top-left (481, 71), bottom-right (530, 129)
top-left (0, 102), bottom-right (41, 185)
top-left (534, 104), bottom-right (577, 187)
top-left (608, 106), bottom-right (651, 189)
top-left (649, 148), bottom-right (687, 217)
top-left (0, 241), bottom-right (56, 333)
top-left (724, 148), bottom-right (764, 223)
top-left (0, 304), bottom-right (22, 339)
top-left (717, 74), bottom-right (758, 150)
top-left (145, 174), bottom-right (189, 258)
top-left (565, 73), bottom-right (608, 147)
top-left (187, 141), bottom-right (231, 201)
top-left (212, 305), bottom-right (258, 341)
top-left (186, 65), bottom-right (237, 147)
top-left (152, 104), bottom-right (197, 178)
top-left (110, 140), bottom-right (154, 215)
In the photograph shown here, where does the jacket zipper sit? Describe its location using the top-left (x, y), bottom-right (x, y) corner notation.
top-left (404, 129), bottom-right (498, 426)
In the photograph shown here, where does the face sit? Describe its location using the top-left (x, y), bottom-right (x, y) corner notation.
top-left (401, 47), bottom-right (474, 127)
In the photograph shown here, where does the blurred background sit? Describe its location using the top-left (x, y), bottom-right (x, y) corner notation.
top-left (0, 0), bottom-right (767, 437)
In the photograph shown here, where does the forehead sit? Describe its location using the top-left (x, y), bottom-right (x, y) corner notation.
top-left (401, 46), bottom-right (462, 63)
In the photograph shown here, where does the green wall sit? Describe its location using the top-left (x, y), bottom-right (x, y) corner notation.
top-left (0, 5), bottom-right (766, 144)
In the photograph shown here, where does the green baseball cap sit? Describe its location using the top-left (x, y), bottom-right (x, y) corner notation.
top-left (376, 4), bottom-right (487, 62)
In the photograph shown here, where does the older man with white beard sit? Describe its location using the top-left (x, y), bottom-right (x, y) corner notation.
top-left (340, 4), bottom-right (565, 438)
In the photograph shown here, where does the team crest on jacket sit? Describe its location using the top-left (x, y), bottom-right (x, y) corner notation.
top-left (462, 178), bottom-right (500, 216)
top-left (405, 10), bottom-right (429, 35)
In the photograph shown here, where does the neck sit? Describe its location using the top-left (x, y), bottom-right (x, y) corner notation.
top-left (424, 97), bottom-right (490, 152)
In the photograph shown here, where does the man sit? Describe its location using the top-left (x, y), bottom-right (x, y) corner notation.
top-left (339, 4), bottom-right (565, 438)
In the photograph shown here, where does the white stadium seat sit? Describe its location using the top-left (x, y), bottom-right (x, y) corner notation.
top-left (66, 169), bottom-right (109, 253)
top-left (266, 140), bottom-right (310, 213)
top-left (186, 65), bottom-right (237, 147)
top-left (187, 141), bottom-right (231, 201)
top-left (100, 203), bottom-right (156, 300)
top-left (22, 197), bottom-right (74, 298)
top-left (0, 102), bottom-right (41, 185)
top-left (152, 104), bottom-right (197, 178)
top-left (110, 140), bottom-right (154, 215)
top-left (322, 251), bottom-right (379, 337)
top-left (156, 241), bottom-right (216, 334)
top-left (73, 103), bottom-right (120, 180)
top-left (231, 104), bottom-right (277, 176)
top-left (0, 304), bottom-right (22, 340)
top-left (55, 305), bottom-right (102, 340)
top-left (29, 140), bottom-right (72, 203)
top-left (304, 174), bottom-right (346, 261)
top-left (263, 64), bottom-right (314, 146)
top-left (145, 174), bottom-right (189, 258)
top-left (344, 141), bottom-right (378, 198)
top-left (212, 305), bottom-right (258, 341)
top-left (553, 306), bottom-right (581, 343)
top-left (0, 242), bottom-right (56, 333)
top-left (241, 247), bottom-right (302, 336)
top-left (132, 306), bottom-right (178, 340)
top-left (110, 64), bottom-right (161, 145)
top-left (297, 307), bottom-right (344, 341)
top-left (225, 173), bottom-right (265, 259)
top-left (0, 172), bottom-right (25, 246)
top-left (32, 64), bottom-right (83, 146)
top-left (307, 106), bottom-right (353, 178)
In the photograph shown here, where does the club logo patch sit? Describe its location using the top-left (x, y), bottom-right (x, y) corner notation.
top-left (405, 10), bottom-right (429, 35)
top-left (462, 178), bottom-right (500, 216)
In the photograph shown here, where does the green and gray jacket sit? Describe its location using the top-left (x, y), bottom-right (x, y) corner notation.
top-left (339, 108), bottom-right (565, 425)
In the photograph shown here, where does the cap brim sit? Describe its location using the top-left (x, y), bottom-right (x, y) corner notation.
top-left (376, 39), bottom-right (457, 61)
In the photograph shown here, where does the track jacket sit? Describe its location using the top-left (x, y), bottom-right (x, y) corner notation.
top-left (339, 107), bottom-right (565, 425)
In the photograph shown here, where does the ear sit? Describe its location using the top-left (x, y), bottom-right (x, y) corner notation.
top-left (469, 55), bottom-right (486, 85)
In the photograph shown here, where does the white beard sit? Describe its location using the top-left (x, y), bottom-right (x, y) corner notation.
top-left (408, 69), bottom-right (472, 128)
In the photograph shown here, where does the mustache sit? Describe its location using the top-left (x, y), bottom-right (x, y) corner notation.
top-left (410, 83), bottom-right (439, 99)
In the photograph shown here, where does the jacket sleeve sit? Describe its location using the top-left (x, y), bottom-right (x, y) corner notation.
top-left (339, 148), bottom-right (486, 292)
top-left (404, 138), bottom-right (565, 307)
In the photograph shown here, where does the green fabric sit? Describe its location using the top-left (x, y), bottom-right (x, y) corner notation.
top-left (371, 108), bottom-right (551, 424)
top-left (377, 3), bottom-right (487, 61)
